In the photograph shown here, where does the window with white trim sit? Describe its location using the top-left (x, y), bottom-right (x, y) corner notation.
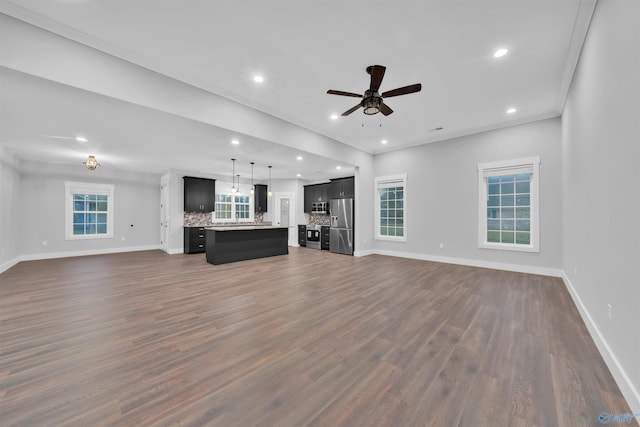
top-left (374, 174), bottom-right (407, 241)
top-left (65, 181), bottom-right (114, 240)
top-left (478, 157), bottom-right (540, 252)
top-left (215, 193), bottom-right (254, 222)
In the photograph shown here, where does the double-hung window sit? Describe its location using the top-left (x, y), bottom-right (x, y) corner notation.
top-left (477, 157), bottom-right (540, 252)
top-left (215, 193), bottom-right (253, 222)
top-left (65, 181), bottom-right (114, 240)
top-left (374, 174), bottom-right (407, 241)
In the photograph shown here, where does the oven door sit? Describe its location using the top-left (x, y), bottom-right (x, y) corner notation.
top-left (306, 228), bottom-right (320, 242)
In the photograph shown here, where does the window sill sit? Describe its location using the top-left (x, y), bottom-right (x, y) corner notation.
top-left (478, 242), bottom-right (539, 253)
top-left (375, 235), bottom-right (407, 242)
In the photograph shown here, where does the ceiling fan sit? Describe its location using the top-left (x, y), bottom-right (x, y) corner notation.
top-left (327, 65), bottom-right (422, 116)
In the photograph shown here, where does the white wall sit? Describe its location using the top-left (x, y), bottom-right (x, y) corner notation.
top-left (269, 178), bottom-right (306, 227)
top-left (561, 0), bottom-right (640, 410)
top-left (373, 117), bottom-right (563, 275)
top-left (17, 159), bottom-right (161, 259)
top-left (0, 146), bottom-right (20, 272)
top-left (0, 13), bottom-right (375, 256)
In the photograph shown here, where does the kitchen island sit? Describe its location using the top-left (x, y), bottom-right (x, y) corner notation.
top-left (205, 226), bottom-right (289, 265)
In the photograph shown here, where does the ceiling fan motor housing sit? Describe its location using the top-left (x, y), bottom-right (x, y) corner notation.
top-left (362, 91), bottom-right (382, 115)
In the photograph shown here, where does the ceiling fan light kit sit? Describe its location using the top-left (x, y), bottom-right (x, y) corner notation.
top-left (327, 65), bottom-right (422, 117)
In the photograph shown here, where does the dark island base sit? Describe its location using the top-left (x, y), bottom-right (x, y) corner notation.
top-left (205, 228), bottom-right (289, 265)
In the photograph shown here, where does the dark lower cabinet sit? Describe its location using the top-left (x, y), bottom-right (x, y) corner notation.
top-left (298, 224), bottom-right (306, 247)
top-left (321, 226), bottom-right (330, 250)
top-left (184, 227), bottom-right (206, 254)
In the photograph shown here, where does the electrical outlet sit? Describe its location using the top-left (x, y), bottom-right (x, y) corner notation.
top-left (607, 304), bottom-right (612, 321)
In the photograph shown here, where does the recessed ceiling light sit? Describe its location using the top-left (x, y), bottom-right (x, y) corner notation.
top-left (506, 107), bottom-right (517, 114)
top-left (494, 48), bottom-right (508, 58)
top-left (336, 166), bottom-right (342, 170)
top-left (75, 136), bottom-right (88, 142)
top-left (253, 75), bottom-right (264, 83)
top-left (381, 140), bottom-right (388, 145)
top-left (296, 173), bottom-right (301, 177)
top-left (231, 139), bottom-right (240, 145)
top-left (330, 114), bottom-right (339, 120)
top-left (296, 156), bottom-right (303, 160)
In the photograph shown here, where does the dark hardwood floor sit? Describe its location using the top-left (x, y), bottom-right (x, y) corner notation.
top-left (0, 248), bottom-right (635, 426)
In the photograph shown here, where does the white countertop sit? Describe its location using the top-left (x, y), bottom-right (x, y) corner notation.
top-left (205, 225), bottom-right (289, 231)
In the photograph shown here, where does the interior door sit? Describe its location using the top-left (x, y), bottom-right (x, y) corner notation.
top-left (280, 198), bottom-right (290, 227)
top-left (275, 192), bottom-right (296, 246)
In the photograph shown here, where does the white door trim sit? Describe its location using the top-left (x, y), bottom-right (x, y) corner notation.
top-left (274, 192), bottom-right (296, 246)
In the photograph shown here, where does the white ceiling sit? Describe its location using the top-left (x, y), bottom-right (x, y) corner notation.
top-left (0, 0), bottom-right (595, 179)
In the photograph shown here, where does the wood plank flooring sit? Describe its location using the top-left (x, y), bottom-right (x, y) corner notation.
top-left (0, 248), bottom-right (635, 426)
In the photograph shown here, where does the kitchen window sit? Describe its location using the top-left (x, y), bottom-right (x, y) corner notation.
top-left (477, 156), bottom-right (540, 252)
top-left (374, 174), bottom-right (407, 241)
top-left (65, 181), bottom-right (114, 240)
top-left (215, 193), bottom-right (254, 222)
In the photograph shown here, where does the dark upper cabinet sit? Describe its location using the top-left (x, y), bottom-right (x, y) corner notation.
top-left (330, 176), bottom-right (355, 199)
top-left (184, 176), bottom-right (216, 212)
top-left (304, 185), bottom-right (313, 213)
top-left (254, 184), bottom-right (268, 213)
top-left (303, 183), bottom-right (331, 213)
top-left (317, 183), bottom-right (330, 202)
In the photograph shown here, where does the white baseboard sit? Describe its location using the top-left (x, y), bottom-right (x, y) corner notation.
top-left (354, 249), bottom-right (376, 257)
top-left (369, 249), bottom-right (562, 277)
top-left (19, 245), bottom-right (163, 262)
top-left (0, 256), bottom-right (21, 274)
top-left (166, 247), bottom-right (186, 255)
top-left (562, 272), bottom-right (640, 412)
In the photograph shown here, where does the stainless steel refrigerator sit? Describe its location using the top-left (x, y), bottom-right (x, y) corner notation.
top-left (330, 198), bottom-right (353, 255)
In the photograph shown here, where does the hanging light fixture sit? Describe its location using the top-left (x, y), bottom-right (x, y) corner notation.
top-left (236, 174), bottom-right (242, 194)
top-left (83, 155), bottom-right (100, 170)
top-left (250, 162), bottom-right (255, 195)
top-left (268, 165), bottom-right (273, 197)
top-left (230, 158), bottom-right (237, 193)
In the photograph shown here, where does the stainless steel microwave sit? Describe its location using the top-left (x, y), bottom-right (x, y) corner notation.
top-left (311, 202), bottom-right (328, 214)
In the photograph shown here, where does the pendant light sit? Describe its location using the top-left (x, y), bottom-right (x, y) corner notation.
top-left (268, 165), bottom-right (273, 197)
top-left (230, 158), bottom-right (237, 193)
top-left (250, 162), bottom-right (255, 195)
top-left (236, 174), bottom-right (241, 194)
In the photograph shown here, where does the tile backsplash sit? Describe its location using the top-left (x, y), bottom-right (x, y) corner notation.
top-left (308, 214), bottom-right (330, 225)
top-left (184, 212), bottom-right (265, 227)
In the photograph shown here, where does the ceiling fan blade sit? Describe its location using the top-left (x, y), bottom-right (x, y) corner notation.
top-left (369, 65), bottom-right (386, 91)
top-left (379, 101), bottom-right (393, 116)
top-left (381, 83), bottom-right (422, 98)
top-left (327, 90), bottom-right (363, 98)
top-left (342, 103), bottom-right (362, 116)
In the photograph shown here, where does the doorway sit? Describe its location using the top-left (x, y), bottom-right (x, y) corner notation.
top-left (274, 192), bottom-right (296, 246)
